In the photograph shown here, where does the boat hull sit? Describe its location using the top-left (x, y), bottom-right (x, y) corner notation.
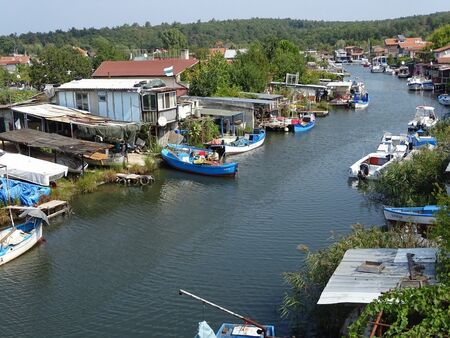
top-left (383, 207), bottom-right (437, 225)
top-left (216, 323), bottom-right (275, 338)
top-left (438, 94), bottom-right (450, 106)
top-left (213, 130), bottom-right (266, 155)
top-left (161, 148), bottom-right (238, 177)
top-left (0, 223), bottom-right (42, 266)
top-left (293, 121), bottom-right (315, 133)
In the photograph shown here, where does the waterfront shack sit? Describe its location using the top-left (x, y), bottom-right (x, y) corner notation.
top-left (52, 78), bottom-right (191, 144)
top-left (317, 248), bottom-right (438, 306)
top-left (92, 57), bottom-right (198, 96)
top-left (7, 103), bottom-right (139, 145)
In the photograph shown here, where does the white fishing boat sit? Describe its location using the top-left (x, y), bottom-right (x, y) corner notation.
top-left (349, 80), bottom-right (369, 109)
top-left (208, 129), bottom-right (266, 155)
top-left (383, 205), bottom-right (439, 225)
top-left (0, 209), bottom-right (49, 266)
top-left (348, 152), bottom-right (395, 180)
top-left (438, 94), bottom-right (450, 106)
top-left (377, 133), bottom-right (409, 158)
top-left (407, 76), bottom-right (434, 91)
top-left (407, 106), bottom-right (438, 132)
top-left (370, 56), bottom-right (387, 73)
top-left (397, 65), bottom-right (410, 78)
top-left (370, 64), bottom-right (384, 73)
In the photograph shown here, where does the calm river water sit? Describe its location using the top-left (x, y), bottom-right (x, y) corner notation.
top-left (1, 67), bottom-right (448, 338)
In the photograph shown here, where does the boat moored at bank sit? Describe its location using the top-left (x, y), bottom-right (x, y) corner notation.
top-left (383, 205), bottom-right (440, 225)
top-left (208, 129), bottom-right (266, 155)
top-left (161, 144), bottom-right (238, 177)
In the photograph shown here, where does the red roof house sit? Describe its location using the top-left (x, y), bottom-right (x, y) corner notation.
top-left (92, 58), bottom-right (199, 96)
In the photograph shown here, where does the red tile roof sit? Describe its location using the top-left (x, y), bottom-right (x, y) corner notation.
top-left (399, 39), bottom-right (430, 51)
top-left (434, 44), bottom-right (450, 53)
top-left (93, 58), bottom-right (199, 78)
top-left (209, 48), bottom-right (226, 56)
top-left (384, 38), bottom-right (398, 46)
top-left (0, 55), bottom-right (30, 66)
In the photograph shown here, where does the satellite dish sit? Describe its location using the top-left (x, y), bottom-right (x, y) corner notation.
top-left (144, 53), bottom-right (148, 58)
top-left (157, 116), bottom-right (167, 127)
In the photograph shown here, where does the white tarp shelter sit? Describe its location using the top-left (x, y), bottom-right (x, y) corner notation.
top-left (0, 150), bottom-right (68, 186)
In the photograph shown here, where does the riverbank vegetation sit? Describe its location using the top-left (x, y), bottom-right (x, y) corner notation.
top-left (281, 225), bottom-right (432, 336)
top-left (283, 120), bottom-right (450, 336)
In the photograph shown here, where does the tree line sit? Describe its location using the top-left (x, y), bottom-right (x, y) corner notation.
top-left (1, 12), bottom-right (449, 55)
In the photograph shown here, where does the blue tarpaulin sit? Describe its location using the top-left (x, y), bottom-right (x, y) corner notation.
top-left (0, 178), bottom-right (51, 206)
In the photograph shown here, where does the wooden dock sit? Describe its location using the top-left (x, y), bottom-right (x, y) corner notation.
top-left (5, 200), bottom-right (70, 222)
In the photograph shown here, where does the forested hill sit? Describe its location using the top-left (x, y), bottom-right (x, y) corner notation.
top-left (1, 11), bottom-right (449, 54)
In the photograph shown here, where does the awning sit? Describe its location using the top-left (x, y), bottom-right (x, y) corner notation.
top-left (0, 129), bottom-right (112, 156)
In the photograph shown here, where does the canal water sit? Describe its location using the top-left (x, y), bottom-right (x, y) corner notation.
top-left (1, 67), bottom-right (448, 338)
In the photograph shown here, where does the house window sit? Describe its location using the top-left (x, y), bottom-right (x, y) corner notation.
top-left (142, 93), bottom-right (157, 111)
top-left (98, 92), bottom-right (106, 102)
top-left (158, 92), bottom-right (176, 110)
top-left (76, 92), bottom-right (89, 111)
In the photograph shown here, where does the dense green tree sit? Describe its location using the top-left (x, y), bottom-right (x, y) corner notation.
top-left (189, 53), bottom-right (231, 96)
top-left (428, 24), bottom-right (450, 49)
top-left (230, 43), bottom-right (270, 92)
top-left (159, 28), bottom-right (187, 49)
top-left (91, 37), bottom-right (128, 68)
top-left (270, 40), bottom-right (306, 82)
top-left (29, 45), bottom-right (92, 88)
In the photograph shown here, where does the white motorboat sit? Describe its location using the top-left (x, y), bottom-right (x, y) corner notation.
top-left (0, 209), bottom-right (49, 266)
top-left (438, 94), bottom-right (450, 106)
top-left (377, 133), bottom-right (409, 158)
top-left (349, 152), bottom-right (395, 180)
top-left (407, 106), bottom-right (438, 132)
top-left (407, 76), bottom-right (434, 91)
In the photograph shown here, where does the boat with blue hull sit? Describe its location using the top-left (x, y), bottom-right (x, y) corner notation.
top-left (0, 209), bottom-right (49, 266)
top-left (383, 205), bottom-right (440, 225)
top-left (408, 130), bottom-right (437, 148)
top-left (180, 289), bottom-right (276, 338)
top-left (161, 144), bottom-right (238, 177)
top-left (350, 92), bottom-right (370, 109)
top-left (438, 94), bottom-right (450, 106)
top-left (293, 113), bottom-right (316, 133)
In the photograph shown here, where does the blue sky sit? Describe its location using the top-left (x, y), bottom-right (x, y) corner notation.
top-left (2, 0), bottom-right (449, 35)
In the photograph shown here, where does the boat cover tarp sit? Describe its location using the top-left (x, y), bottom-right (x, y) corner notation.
top-left (75, 123), bottom-right (140, 146)
top-left (0, 151), bottom-right (68, 186)
top-left (195, 321), bottom-right (216, 338)
top-left (0, 177), bottom-right (51, 206)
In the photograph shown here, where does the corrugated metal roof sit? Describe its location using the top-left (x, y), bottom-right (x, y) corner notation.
top-left (183, 96), bottom-right (273, 106)
top-left (57, 78), bottom-right (159, 91)
top-left (317, 248), bottom-right (438, 305)
top-left (197, 108), bottom-right (243, 117)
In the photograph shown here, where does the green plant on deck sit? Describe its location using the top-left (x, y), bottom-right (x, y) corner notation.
top-left (180, 117), bottom-right (220, 147)
top-left (347, 285), bottom-right (450, 337)
top-left (281, 224), bottom-right (432, 337)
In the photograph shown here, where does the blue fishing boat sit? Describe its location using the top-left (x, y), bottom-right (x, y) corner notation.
top-left (293, 113), bottom-right (316, 133)
top-left (161, 144), bottom-right (238, 177)
top-left (350, 92), bottom-right (370, 109)
top-left (383, 205), bottom-right (440, 225)
top-left (215, 323), bottom-right (275, 338)
top-left (180, 290), bottom-right (276, 338)
top-left (0, 209), bottom-right (49, 266)
top-left (408, 129), bottom-right (437, 148)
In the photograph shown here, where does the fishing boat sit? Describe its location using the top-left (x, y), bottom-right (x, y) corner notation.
top-left (407, 76), bottom-right (434, 91)
top-left (377, 133), bottom-right (409, 158)
top-left (293, 113), bottom-right (316, 132)
top-left (383, 205), bottom-right (440, 225)
top-left (438, 94), bottom-right (450, 106)
top-left (161, 144), bottom-right (238, 177)
top-left (0, 209), bottom-right (49, 266)
top-left (179, 289), bottom-right (276, 338)
top-left (408, 129), bottom-right (437, 148)
top-left (350, 92), bottom-right (369, 109)
top-left (407, 106), bottom-right (438, 132)
top-left (348, 152), bottom-right (395, 180)
top-left (208, 129), bottom-right (266, 155)
top-left (397, 65), bottom-right (410, 78)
